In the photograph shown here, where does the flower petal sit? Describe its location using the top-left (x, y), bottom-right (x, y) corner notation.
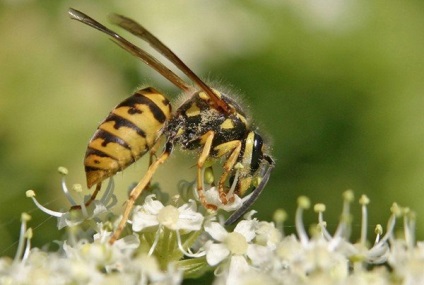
top-left (142, 195), bottom-right (164, 214)
top-left (205, 187), bottom-right (243, 211)
top-left (247, 244), bottom-right (271, 266)
top-left (132, 211), bottom-right (159, 232)
top-left (226, 256), bottom-right (250, 284)
top-left (176, 200), bottom-right (204, 231)
top-left (206, 243), bottom-right (230, 266)
top-left (177, 213), bottom-right (204, 232)
top-left (234, 220), bottom-right (256, 242)
top-left (204, 222), bottom-right (228, 241)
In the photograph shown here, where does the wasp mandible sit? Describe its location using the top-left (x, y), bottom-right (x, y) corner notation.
top-left (68, 8), bottom-right (275, 244)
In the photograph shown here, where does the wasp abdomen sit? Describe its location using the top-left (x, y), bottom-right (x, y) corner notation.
top-left (84, 87), bottom-right (172, 188)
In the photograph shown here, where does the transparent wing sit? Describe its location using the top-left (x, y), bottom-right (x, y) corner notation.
top-left (109, 13), bottom-right (232, 114)
top-left (68, 8), bottom-right (191, 93)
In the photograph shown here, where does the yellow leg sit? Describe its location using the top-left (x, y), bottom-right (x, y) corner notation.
top-left (217, 141), bottom-right (241, 204)
top-left (146, 138), bottom-right (162, 190)
top-left (206, 140), bottom-right (242, 204)
top-left (148, 136), bottom-right (163, 166)
top-left (109, 147), bottom-right (171, 245)
top-left (196, 131), bottom-right (217, 211)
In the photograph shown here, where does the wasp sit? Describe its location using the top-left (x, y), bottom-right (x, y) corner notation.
top-left (68, 8), bottom-right (275, 244)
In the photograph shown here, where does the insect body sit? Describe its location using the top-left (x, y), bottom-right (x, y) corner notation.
top-left (84, 87), bottom-right (172, 188)
top-left (68, 8), bottom-right (275, 244)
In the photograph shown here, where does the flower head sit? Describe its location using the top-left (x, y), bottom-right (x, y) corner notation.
top-left (204, 219), bottom-right (272, 283)
top-left (131, 194), bottom-right (204, 233)
top-left (10, 166), bottom-right (424, 284)
top-left (131, 194), bottom-right (205, 258)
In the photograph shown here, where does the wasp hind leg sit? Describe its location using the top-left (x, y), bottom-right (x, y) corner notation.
top-left (109, 142), bottom-right (173, 244)
top-left (145, 138), bottom-right (163, 190)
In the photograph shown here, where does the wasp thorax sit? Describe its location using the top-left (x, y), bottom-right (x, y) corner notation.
top-left (166, 91), bottom-right (248, 151)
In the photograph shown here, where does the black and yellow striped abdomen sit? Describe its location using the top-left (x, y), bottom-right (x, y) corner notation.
top-left (84, 87), bottom-right (172, 188)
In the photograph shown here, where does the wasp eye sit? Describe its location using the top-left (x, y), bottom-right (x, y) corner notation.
top-left (250, 132), bottom-right (264, 174)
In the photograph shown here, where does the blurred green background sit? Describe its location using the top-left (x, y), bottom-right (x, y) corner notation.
top-left (1, 0), bottom-right (424, 259)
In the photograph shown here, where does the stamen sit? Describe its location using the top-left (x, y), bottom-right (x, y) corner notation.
top-left (375, 203), bottom-right (400, 246)
top-left (403, 208), bottom-right (416, 249)
top-left (73, 184), bottom-right (88, 217)
top-left (148, 227), bottom-right (162, 256)
top-left (273, 208), bottom-right (287, 235)
top-left (100, 178), bottom-right (115, 206)
top-left (314, 203), bottom-right (332, 240)
top-left (177, 180), bottom-right (196, 202)
top-left (58, 167), bottom-right (77, 206)
top-left (14, 213), bottom-right (31, 263)
top-left (26, 190), bottom-right (64, 217)
top-left (333, 190), bottom-right (354, 239)
top-left (374, 224), bottom-right (383, 244)
top-left (359, 195), bottom-right (370, 246)
top-left (227, 169), bottom-right (240, 198)
top-left (176, 230), bottom-right (206, 258)
top-left (296, 196), bottom-right (310, 246)
top-left (22, 228), bottom-right (33, 261)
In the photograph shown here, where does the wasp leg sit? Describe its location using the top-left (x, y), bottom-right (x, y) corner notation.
top-left (214, 140), bottom-right (242, 204)
top-left (109, 142), bottom-right (173, 245)
top-left (196, 131), bottom-right (218, 211)
top-left (146, 138), bottom-right (163, 190)
top-left (70, 183), bottom-right (102, 210)
top-left (149, 135), bottom-right (166, 166)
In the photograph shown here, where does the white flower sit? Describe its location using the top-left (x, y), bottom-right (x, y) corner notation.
top-left (134, 255), bottom-right (183, 285)
top-left (132, 195), bottom-right (204, 232)
top-left (204, 220), bottom-right (271, 283)
top-left (266, 235), bottom-right (349, 284)
top-left (204, 187), bottom-right (243, 212)
top-left (275, 234), bottom-right (303, 269)
top-left (254, 221), bottom-right (282, 250)
top-left (131, 194), bottom-right (205, 257)
top-left (13, 167), bottom-right (424, 285)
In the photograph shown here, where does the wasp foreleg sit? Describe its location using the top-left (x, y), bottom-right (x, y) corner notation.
top-left (196, 131), bottom-right (217, 211)
top-left (214, 140), bottom-right (242, 204)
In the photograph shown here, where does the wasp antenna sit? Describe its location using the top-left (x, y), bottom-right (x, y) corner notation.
top-left (109, 13), bottom-right (233, 114)
top-left (68, 8), bottom-right (191, 92)
top-left (224, 161), bottom-right (275, 225)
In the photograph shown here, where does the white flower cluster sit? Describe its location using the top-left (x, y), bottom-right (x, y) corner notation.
top-left (1, 168), bottom-right (424, 284)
